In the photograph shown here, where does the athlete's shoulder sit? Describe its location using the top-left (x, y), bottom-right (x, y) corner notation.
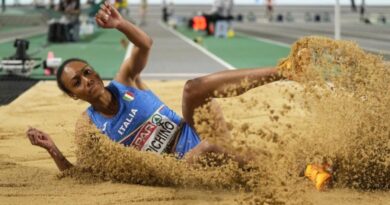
top-left (108, 80), bottom-right (129, 92)
top-left (112, 76), bottom-right (136, 88)
top-left (112, 76), bottom-right (149, 90)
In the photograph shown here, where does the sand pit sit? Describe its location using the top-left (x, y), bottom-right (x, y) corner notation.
top-left (1, 37), bottom-right (389, 204)
top-left (0, 80), bottom-right (388, 205)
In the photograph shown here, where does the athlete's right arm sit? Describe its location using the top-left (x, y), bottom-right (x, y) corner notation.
top-left (95, 1), bottom-right (152, 89)
top-left (26, 127), bottom-right (73, 171)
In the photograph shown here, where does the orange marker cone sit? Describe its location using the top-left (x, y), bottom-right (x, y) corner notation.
top-left (304, 164), bottom-right (332, 191)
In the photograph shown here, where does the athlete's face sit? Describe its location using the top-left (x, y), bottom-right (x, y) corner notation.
top-left (60, 61), bottom-right (105, 102)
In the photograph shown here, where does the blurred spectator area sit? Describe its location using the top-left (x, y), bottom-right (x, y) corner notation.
top-left (0, 4), bottom-right (93, 26)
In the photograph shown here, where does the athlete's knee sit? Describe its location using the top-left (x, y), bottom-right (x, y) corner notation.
top-left (183, 78), bottom-right (204, 100)
top-left (195, 140), bottom-right (210, 153)
top-left (199, 140), bottom-right (221, 153)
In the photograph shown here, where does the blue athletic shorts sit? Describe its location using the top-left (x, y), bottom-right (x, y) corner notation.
top-left (175, 123), bottom-right (201, 158)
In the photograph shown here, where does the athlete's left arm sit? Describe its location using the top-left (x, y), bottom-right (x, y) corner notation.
top-left (95, 2), bottom-right (153, 88)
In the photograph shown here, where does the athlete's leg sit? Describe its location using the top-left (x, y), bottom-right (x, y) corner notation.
top-left (181, 67), bottom-right (282, 167)
top-left (182, 67), bottom-right (283, 127)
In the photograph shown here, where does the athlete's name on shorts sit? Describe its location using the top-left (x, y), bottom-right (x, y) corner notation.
top-left (118, 109), bottom-right (138, 135)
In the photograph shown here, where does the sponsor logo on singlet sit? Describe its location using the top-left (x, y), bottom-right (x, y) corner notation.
top-left (101, 122), bottom-right (108, 134)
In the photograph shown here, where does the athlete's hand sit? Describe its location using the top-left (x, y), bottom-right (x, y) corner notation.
top-left (95, 1), bottom-right (123, 29)
top-left (26, 127), bottom-right (56, 151)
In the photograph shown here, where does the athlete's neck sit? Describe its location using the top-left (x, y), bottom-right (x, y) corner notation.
top-left (91, 88), bottom-right (119, 118)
